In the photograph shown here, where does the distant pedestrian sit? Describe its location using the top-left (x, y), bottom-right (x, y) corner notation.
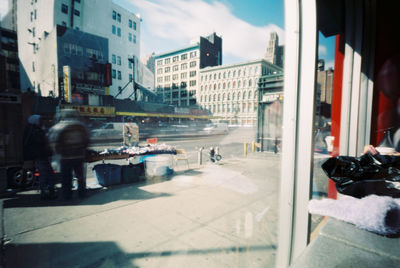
top-left (23, 115), bottom-right (57, 200)
top-left (124, 124), bottom-right (134, 147)
top-left (49, 109), bottom-right (90, 200)
top-left (209, 147), bottom-right (216, 163)
top-left (274, 138), bottom-right (279, 154)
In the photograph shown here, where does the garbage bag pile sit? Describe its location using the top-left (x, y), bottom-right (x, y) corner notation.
top-left (322, 153), bottom-right (400, 198)
top-left (308, 153), bottom-right (400, 236)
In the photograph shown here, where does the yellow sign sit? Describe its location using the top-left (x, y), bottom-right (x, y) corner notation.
top-left (63, 66), bottom-right (71, 103)
top-left (61, 104), bottom-right (115, 117)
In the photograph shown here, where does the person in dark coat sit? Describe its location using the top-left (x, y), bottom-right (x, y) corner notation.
top-left (49, 109), bottom-right (90, 200)
top-left (23, 115), bottom-right (57, 200)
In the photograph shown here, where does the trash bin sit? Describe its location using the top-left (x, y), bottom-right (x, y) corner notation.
top-left (121, 162), bottom-right (144, 183)
top-left (144, 155), bottom-right (173, 178)
top-left (93, 164), bottom-right (122, 186)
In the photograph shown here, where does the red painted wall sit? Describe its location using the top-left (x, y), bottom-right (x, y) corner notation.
top-left (327, 34), bottom-right (345, 199)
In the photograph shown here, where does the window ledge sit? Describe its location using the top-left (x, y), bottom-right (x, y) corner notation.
top-left (291, 218), bottom-right (400, 268)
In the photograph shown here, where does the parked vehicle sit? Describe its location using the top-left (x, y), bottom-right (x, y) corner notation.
top-left (90, 122), bottom-right (138, 143)
top-left (203, 123), bottom-right (229, 135)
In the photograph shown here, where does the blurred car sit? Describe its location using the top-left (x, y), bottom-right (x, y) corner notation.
top-left (203, 123), bottom-right (229, 135)
top-left (90, 122), bottom-right (138, 143)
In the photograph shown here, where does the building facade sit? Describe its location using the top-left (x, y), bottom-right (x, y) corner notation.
top-left (57, 26), bottom-right (110, 104)
top-left (264, 32), bottom-right (284, 68)
top-left (0, 27), bottom-right (19, 92)
top-left (17, 0), bottom-right (141, 99)
top-left (154, 32), bottom-right (222, 107)
top-left (316, 67), bottom-right (334, 118)
top-left (198, 59), bottom-right (282, 125)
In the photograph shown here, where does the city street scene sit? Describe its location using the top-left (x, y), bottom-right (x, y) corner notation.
top-left (0, 0), bottom-right (342, 267)
top-left (3, 128), bottom-right (282, 267)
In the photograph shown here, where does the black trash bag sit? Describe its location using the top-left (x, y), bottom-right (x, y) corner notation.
top-left (321, 153), bottom-right (400, 198)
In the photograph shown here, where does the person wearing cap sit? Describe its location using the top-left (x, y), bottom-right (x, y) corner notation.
top-left (23, 115), bottom-right (57, 200)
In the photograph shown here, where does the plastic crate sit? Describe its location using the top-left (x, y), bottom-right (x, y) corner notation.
top-left (93, 164), bottom-right (122, 186)
top-left (121, 163), bottom-right (144, 183)
top-left (144, 155), bottom-right (173, 178)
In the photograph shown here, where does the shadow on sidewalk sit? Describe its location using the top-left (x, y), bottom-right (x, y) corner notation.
top-left (2, 167), bottom-right (207, 209)
top-left (3, 241), bottom-right (134, 268)
top-left (3, 183), bottom-right (172, 208)
top-left (170, 169), bottom-right (203, 176)
top-left (4, 240), bottom-right (276, 268)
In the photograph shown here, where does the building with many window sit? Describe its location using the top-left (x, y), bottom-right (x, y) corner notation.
top-left (0, 27), bottom-right (19, 92)
top-left (154, 32), bottom-right (222, 107)
top-left (264, 32), bottom-right (284, 68)
top-left (198, 59), bottom-right (282, 125)
top-left (316, 66), bottom-right (334, 118)
top-left (50, 26), bottom-right (110, 105)
top-left (17, 0), bottom-right (141, 99)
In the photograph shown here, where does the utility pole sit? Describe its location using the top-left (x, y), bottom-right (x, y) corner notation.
top-left (128, 57), bottom-right (137, 101)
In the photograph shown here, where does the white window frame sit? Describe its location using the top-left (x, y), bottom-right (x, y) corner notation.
top-left (277, 0), bottom-right (317, 266)
top-left (277, 1), bottom-right (376, 267)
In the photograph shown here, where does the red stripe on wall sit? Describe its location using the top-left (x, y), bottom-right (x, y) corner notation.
top-left (328, 34), bottom-right (345, 199)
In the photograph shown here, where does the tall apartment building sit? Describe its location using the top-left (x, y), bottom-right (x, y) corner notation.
top-left (264, 32), bottom-right (284, 68)
top-left (154, 32), bottom-right (222, 107)
top-left (17, 0), bottom-right (141, 100)
top-left (198, 59), bottom-right (282, 125)
top-left (0, 27), bottom-right (20, 91)
top-left (317, 67), bottom-right (334, 118)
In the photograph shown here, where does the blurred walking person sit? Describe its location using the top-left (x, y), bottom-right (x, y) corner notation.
top-left (49, 109), bottom-right (90, 200)
top-left (23, 115), bottom-right (57, 200)
top-left (274, 137), bottom-right (279, 154)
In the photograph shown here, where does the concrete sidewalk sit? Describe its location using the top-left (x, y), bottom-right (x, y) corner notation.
top-left (1, 153), bottom-right (280, 268)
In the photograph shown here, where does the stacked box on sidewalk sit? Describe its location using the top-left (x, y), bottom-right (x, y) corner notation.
top-left (121, 162), bottom-right (144, 183)
top-left (93, 164), bottom-right (122, 186)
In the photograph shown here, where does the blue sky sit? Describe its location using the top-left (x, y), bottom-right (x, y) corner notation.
top-left (0, 0), bottom-right (335, 67)
top-left (319, 33), bottom-right (336, 69)
top-left (116, 0), bottom-right (335, 67)
top-left (116, 0), bottom-right (285, 64)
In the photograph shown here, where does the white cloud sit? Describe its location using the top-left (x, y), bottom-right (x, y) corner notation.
top-left (129, 0), bottom-right (284, 63)
top-left (325, 60), bottom-right (334, 70)
top-left (318, 45), bottom-right (327, 56)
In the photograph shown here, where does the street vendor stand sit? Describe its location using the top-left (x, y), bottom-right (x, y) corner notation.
top-left (86, 127), bottom-right (177, 186)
